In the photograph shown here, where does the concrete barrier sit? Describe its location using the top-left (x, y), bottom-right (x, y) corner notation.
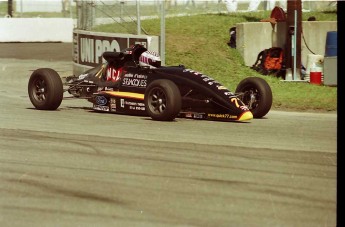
top-left (0, 18), bottom-right (74, 42)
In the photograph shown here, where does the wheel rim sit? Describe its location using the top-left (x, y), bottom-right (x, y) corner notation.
top-left (148, 87), bottom-right (167, 114)
top-left (242, 86), bottom-right (260, 110)
top-left (32, 77), bottom-right (47, 102)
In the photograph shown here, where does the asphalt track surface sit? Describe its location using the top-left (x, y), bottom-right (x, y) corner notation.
top-left (0, 43), bottom-right (337, 226)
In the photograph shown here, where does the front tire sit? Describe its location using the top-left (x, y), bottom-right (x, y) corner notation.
top-left (144, 79), bottom-right (181, 121)
top-left (28, 68), bottom-right (63, 110)
top-left (235, 77), bottom-right (272, 118)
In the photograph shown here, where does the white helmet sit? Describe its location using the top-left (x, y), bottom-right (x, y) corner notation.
top-left (139, 51), bottom-right (161, 68)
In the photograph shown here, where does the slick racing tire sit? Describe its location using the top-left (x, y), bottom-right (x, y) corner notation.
top-left (28, 68), bottom-right (63, 110)
top-left (144, 79), bottom-right (181, 121)
top-left (235, 77), bottom-right (272, 118)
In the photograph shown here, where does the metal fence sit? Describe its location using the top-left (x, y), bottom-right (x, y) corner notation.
top-left (75, 0), bottom-right (230, 31)
top-left (74, 0), bottom-right (337, 32)
top-left (0, 0), bottom-right (337, 31)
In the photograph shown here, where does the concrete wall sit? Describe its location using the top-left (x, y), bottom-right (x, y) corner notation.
top-left (236, 21), bottom-right (337, 68)
top-left (0, 18), bottom-right (74, 42)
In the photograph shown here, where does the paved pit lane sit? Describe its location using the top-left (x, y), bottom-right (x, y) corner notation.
top-left (0, 43), bottom-right (337, 227)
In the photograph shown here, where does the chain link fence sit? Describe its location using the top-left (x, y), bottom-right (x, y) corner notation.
top-left (0, 0), bottom-right (337, 31)
top-left (72, 0), bottom-right (337, 32)
top-left (75, 0), bottom-right (231, 32)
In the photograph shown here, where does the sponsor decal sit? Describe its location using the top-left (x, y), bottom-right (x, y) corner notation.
top-left (104, 87), bottom-right (114, 91)
top-left (184, 69), bottom-right (234, 92)
top-left (129, 106), bottom-right (145, 111)
top-left (122, 73), bottom-right (147, 88)
top-left (183, 69), bottom-right (200, 75)
top-left (194, 113), bottom-right (204, 119)
top-left (80, 38), bottom-right (120, 64)
top-left (208, 113), bottom-right (237, 119)
top-left (78, 73), bottom-right (88, 80)
top-left (184, 69), bottom-right (240, 100)
top-left (217, 85), bottom-right (227, 90)
top-left (125, 101), bottom-right (145, 111)
top-left (106, 67), bottom-right (123, 82)
top-left (230, 97), bottom-right (249, 111)
top-left (202, 75), bottom-right (214, 81)
top-left (124, 101), bottom-right (144, 106)
top-left (182, 112), bottom-right (205, 119)
top-left (110, 104), bottom-right (116, 111)
top-left (110, 98), bottom-right (116, 111)
top-left (95, 96), bottom-right (107, 105)
top-left (93, 105), bottom-right (109, 111)
top-left (240, 105), bottom-right (249, 111)
top-left (224, 92), bottom-right (234, 96)
top-left (186, 113), bottom-right (192, 118)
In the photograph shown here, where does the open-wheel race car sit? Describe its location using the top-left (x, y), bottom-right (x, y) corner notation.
top-left (28, 44), bottom-right (272, 122)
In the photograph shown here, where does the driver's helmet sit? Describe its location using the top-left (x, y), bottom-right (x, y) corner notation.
top-left (139, 50), bottom-right (161, 68)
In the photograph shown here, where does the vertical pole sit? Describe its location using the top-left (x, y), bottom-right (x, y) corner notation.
top-left (293, 10), bottom-right (298, 80)
top-left (160, 0), bottom-right (166, 66)
top-left (120, 1), bottom-right (124, 19)
top-left (8, 0), bottom-right (13, 17)
top-left (286, 1), bottom-right (302, 80)
top-left (137, 0), bottom-right (141, 35)
top-left (18, 0), bottom-right (23, 17)
top-left (70, 0), bottom-right (73, 18)
top-left (91, 1), bottom-right (95, 30)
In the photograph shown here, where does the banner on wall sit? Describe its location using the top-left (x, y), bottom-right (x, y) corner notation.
top-left (73, 29), bottom-right (159, 75)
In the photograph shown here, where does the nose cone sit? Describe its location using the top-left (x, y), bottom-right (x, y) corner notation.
top-left (238, 111), bottom-right (253, 121)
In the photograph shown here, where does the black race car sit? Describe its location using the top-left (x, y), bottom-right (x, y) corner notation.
top-left (28, 44), bottom-right (272, 122)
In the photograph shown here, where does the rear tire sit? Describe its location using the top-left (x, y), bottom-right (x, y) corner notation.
top-left (235, 77), bottom-right (272, 118)
top-left (144, 79), bottom-right (181, 121)
top-left (28, 68), bottom-right (63, 110)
